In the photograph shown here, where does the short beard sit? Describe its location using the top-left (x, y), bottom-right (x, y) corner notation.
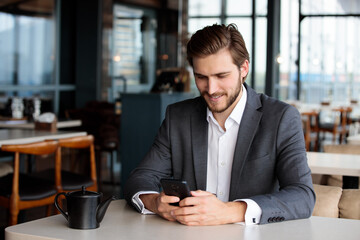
top-left (201, 78), bottom-right (243, 113)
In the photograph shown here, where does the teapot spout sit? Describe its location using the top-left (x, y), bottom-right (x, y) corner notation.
top-left (96, 195), bottom-right (116, 223)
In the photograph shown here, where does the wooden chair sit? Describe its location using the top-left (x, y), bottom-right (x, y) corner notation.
top-left (317, 107), bottom-right (352, 145)
top-left (0, 140), bottom-right (59, 226)
top-left (66, 103), bottom-right (120, 186)
top-left (302, 111), bottom-right (319, 151)
top-left (57, 135), bottom-right (98, 192)
top-left (34, 135), bottom-right (98, 192)
top-left (95, 124), bottom-right (119, 185)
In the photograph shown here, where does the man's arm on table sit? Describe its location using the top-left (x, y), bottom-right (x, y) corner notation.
top-left (249, 106), bottom-right (315, 224)
top-left (134, 191), bottom-right (262, 225)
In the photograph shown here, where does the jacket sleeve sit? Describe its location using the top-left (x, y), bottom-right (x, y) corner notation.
top-left (123, 106), bottom-right (173, 209)
top-left (250, 106), bottom-right (316, 224)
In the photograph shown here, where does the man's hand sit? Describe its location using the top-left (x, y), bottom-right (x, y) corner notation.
top-left (171, 190), bottom-right (247, 226)
top-left (139, 192), bottom-right (181, 221)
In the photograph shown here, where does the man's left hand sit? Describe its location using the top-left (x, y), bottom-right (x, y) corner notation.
top-left (170, 190), bottom-right (247, 226)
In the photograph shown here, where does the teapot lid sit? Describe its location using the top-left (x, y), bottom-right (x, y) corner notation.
top-left (68, 186), bottom-right (102, 198)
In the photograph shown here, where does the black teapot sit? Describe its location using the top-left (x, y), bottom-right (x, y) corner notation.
top-left (54, 186), bottom-right (115, 229)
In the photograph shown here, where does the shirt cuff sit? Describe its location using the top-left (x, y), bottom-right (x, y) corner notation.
top-left (234, 199), bottom-right (262, 225)
top-left (132, 191), bottom-right (159, 214)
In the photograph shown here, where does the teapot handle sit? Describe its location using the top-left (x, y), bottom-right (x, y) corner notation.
top-left (54, 192), bottom-right (68, 221)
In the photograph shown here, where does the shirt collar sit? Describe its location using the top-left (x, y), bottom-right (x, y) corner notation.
top-left (206, 84), bottom-right (247, 125)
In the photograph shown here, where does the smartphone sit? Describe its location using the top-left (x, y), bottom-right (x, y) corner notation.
top-left (160, 179), bottom-right (192, 206)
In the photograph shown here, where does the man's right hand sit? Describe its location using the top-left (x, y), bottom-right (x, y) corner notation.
top-left (139, 192), bottom-right (180, 221)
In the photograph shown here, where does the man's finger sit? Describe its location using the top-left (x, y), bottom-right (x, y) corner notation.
top-left (190, 190), bottom-right (215, 197)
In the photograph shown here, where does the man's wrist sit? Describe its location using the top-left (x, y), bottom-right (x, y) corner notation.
top-left (139, 193), bottom-right (159, 213)
top-left (226, 201), bottom-right (247, 223)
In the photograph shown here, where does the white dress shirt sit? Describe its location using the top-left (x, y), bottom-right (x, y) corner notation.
top-left (132, 85), bottom-right (262, 224)
top-left (206, 85), bottom-right (261, 225)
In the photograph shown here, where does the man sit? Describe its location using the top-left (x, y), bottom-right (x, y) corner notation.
top-left (124, 23), bottom-right (315, 225)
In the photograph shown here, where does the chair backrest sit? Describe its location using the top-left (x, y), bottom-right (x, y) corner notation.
top-left (301, 116), bottom-right (311, 150)
top-left (1, 140), bottom-right (58, 155)
top-left (58, 135), bottom-right (94, 149)
top-left (1, 141), bottom-right (59, 179)
top-left (318, 107), bottom-right (341, 126)
top-left (56, 135), bottom-right (97, 191)
top-left (0, 140), bottom-right (60, 225)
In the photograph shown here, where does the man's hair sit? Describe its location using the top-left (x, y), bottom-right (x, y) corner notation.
top-left (186, 23), bottom-right (250, 71)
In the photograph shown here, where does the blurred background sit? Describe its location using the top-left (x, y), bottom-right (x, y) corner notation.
top-left (0, 0), bottom-right (359, 113)
top-left (1, 0), bottom-right (360, 236)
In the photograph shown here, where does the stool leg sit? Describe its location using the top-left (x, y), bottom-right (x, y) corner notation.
top-left (110, 151), bottom-right (114, 184)
top-left (96, 150), bottom-right (102, 186)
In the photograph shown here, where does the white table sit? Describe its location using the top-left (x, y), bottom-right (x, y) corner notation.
top-left (307, 151), bottom-right (360, 188)
top-left (347, 134), bottom-right (360, 145)
top-left (0, 120), bottom-right (82, 129)
top-left (0, 129), bottom-right (87, 147)
top-left (307, 151), bottom-right (360, 176)
top-left (5, 200), bottom-right (360, 240)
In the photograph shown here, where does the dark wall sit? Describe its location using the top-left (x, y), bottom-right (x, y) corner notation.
top-left (59, 0), bottom-right (102, 110)
top-left (74, 0), bottom-right (102, 107)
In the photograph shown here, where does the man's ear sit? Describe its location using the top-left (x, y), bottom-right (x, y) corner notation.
top-left (240, 60), bottom-right (249, 78)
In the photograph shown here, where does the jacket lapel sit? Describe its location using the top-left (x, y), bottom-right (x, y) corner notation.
top-left (191, 98), bottom-right (208, 190)
top-left (229, 84), bottom-right (263, 200)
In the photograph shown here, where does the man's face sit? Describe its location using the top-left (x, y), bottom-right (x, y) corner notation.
top-left (193, 48), bottom-right (249, 114)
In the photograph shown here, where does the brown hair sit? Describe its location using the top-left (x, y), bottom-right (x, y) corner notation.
top-left (186, 23), bottom-right (250, 71)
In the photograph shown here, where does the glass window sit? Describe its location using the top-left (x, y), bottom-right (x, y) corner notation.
top-left (18, 16), bottom-right (55, 85)
top-left (254, 18), bottom-right (267, 93)
top-left (112, 8), bottom-right (144, 84)
top-left (226, 0), bottom-right (252, 16)
top-left (279, 0), bottom-right (299, 101)
top-left (280, 0), bottom-right (360, 104)
top-left (0, 13), bottom-right (15, 85)
top-left (110, 5), bottom-right (157, 100)
top-left (300, 17), bottom-right (360, 104)
top-left (302, 0), bottom-right (360, 15)
top-left (189, 0), bottom-right (221, 16)
top-left (188, 0), bottom-right (268, 93)
top-left (188, 18), bottom-right (221, 34)
top-left (256, 0), bottom-right (268, 15)
top-left (0, 0), bottom-right (57, 115)
top-left (0, 13), bottom-right (55, 87)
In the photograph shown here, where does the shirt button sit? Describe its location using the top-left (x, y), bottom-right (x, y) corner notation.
top-left (219, 192), bottom-right (223, 196)
top-left (221, 162), bottom-right (225, 166)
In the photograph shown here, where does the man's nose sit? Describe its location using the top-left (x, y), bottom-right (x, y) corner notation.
top-left (207, 78), bottom-right (218, 95)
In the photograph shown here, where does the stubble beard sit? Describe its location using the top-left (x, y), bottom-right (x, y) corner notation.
top-left (201, 78), bottom-right (243, 114)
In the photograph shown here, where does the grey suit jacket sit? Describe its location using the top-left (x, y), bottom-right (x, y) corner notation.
top-left (124, 83), bottom-right (315, 224)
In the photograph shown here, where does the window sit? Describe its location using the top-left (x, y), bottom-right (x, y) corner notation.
top-left (109, 4), bottom-right (157, 101)
top-left (187, 0), bottom-right (268, 93)
top-left (0, 0), bottom-right (75, 116)
top-left (279, 0), bottom-right (360, 104)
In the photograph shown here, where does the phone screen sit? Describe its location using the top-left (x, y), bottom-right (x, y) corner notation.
top-left (160, 179), bottom-right (191, 206)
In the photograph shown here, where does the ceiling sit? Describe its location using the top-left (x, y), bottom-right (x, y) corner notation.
top-left (0, 0), bottom-right (54, 17)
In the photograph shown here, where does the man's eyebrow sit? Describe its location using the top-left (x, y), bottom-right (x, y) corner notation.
top-left (194, 71), bottom-right (231, 76)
